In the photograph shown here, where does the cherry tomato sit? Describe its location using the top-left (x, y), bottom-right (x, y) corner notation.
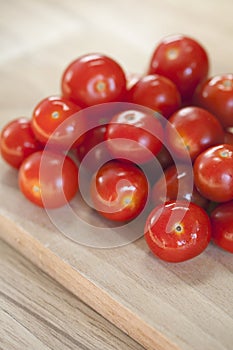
top-left (144, 200), bottom-right (211, 262)
top-left (61, 53), bottom-right (127, 107)
top-left (128, 74), bottom-right (181, 118)
top-left (148, 34), bottom-right (209, 101)
top-left (90, 159), bottom-right (149, 222)
top-left (18, 150), bottom-right (79, 208)
top-left (75, 103), bottom-right (130, 171)
top-left (210, 201), bottom-right (233, 253)
top-left (224, 129), bottom-right (233, 145)
top-left (0, 117), bottom-right (41, 168)
top-left (152, 164), bottom-right (209, 208)
top-left (166, 106), bottom-right (224, 161)
top-left (156, 146), bottom-right (174, 169)
top-left (76, 125), bottom-right (111, 171)
top-left (194, 74), bottom-right (233, 128)
top-left (194, 144), bottom-right (233, 202)
top-left (31, 96), bottom-right (84, 149)
top-left (105, 108), bottom-right (163, 164)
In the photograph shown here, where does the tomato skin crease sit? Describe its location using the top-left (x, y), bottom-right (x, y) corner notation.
top-left (144, 200), bottom-right (211, 262)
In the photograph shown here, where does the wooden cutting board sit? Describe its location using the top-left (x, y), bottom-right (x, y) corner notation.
top-left (1, 1), bottom-right (233, 349)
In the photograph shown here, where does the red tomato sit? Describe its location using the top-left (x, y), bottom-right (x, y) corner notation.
top-left (105, 108), bottom-right (163, 164)
top-left (90, 160), bottom-right (149, 222)
top-left (194, 74), bottom-right (233, 128)
top-left (75, 102), bottom-right (132, 171)
top-left (156, 146), bottom-right (174, 169)
top-left (144, 200), bottom-right (211, 262)
top-left (194, 144), bottom-right (233, 202)
top-left (224, 129), bottom-right (233, 145)
top-left (148, 34), bottom-right (209, 101)
top-left (0, 117), bottom-right (41, 168)
top-left (166, 106), bottom-right (224, 161)
top-left (31, 96), bottom-right (84, 149)
top-left (61, 53), bottom-right (127, 107)
top-left (128, 74), bottom-right (181, 118)
top-left (76, 125), bottom-right (111, 171)
top-left (152, 164), bottom-right (209, 208)
top-left (18, 150), bottom-right (79, 208)
top-left (210, 201), bottom-right (233, 253)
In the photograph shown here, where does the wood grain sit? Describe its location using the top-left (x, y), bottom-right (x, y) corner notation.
top-left (0, 240), bottom-right (144, 350)
top-left (0, 1), bottom-right (233, 350)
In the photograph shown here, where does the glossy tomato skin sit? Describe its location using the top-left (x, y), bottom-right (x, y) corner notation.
top-left (148, 34), bottom-right (209, 101)
top-left (127, 74), bottom-right (181, 118)
top-left (76, 125), bottom-right (111, 171)
top-left (144, 200), bottom-right (211, 262)
top-left (194, 74), bottom-right (233, 128)
top-left (0, 117), bottom-right (42, 168)
top-left (61, 53), bottom-right (127, 107)
top-left (210, 201), bottom-right (233, 253)
top-left (194, 144), bottom-right (233, 202)
top-left (224, 130), bottom-right (233, 145)
top-left (18, 150), bottom-right (79, 208)
top-left (90, 160), bottom-right (149, 222)
top-left (152, 164), bottom-right (209, 208)
top-left (105, 108), bottom-right (163, 164)
top-left (31, 96), bottom-right (83, 149)
top-left (166, 106), bottom-right (224, 161)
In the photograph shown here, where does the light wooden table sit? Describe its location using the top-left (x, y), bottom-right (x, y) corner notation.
top-left (0, 1), bottom-right (233, 350)
top-left (0, 240), bottom-right (144, 350)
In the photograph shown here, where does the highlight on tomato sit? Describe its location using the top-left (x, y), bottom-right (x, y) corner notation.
top-left (1, 33), bottom-right (233, 257)
top-left (61, 53), bottom-right (127, 107)
top-left (193, 144), bottom-right (233, 203)
top-left (194, 73), bottom-right (233, 128)
top-left (166, 106), bottom-right (224, 161)
top-left (144, 200), bottom-right (211, 262)
top-left (18, 150), bottom-right (79, 209)
top-left (105, 107), bottom-right (164, 164)
top-left (151, 164), bottom-right (209, 209)
top-left (127, 74), bottom-right (181, 118)
top-left (90, 159), bottom-right (149, 222)
top-left (148, 34), bottom-right (209, 102)
top-left (0, 117), bottom-right (41, 169)
top-left (31, 96), bottom-right (84, 149)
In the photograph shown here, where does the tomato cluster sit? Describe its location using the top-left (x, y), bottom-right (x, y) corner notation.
top-left (1, 34), bottom-right (233, 262)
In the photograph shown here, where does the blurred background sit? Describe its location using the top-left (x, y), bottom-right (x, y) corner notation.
top-left (1, 0), bottom-right (233, 125)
